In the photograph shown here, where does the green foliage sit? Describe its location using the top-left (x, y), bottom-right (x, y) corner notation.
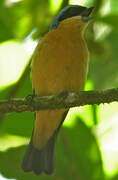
top-left (0, 0), bottom-right (118, 179)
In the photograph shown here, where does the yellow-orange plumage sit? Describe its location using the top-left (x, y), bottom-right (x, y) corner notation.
top-left (31, 16), bottom-right (89, 149)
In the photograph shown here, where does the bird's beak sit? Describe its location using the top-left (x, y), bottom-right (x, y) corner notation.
top-left (81, 7), bottom-right (94, 22)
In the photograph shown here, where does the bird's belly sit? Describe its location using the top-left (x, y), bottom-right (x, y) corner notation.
top-left (32, 53), bottom-right (88, 95)
top-left (31, 37), bottom-right (89, 149)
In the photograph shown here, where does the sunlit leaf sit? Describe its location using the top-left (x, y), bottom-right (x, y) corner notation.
top-left (0, 41), bottom-right (30, 89)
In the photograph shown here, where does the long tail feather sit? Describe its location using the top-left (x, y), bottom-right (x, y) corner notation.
top-left (22, 132), bottom-right (56, 175)
top-left (21, 110), bottom-right (68, 175)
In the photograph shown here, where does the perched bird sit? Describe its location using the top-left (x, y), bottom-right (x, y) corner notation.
top-left (22, 5), bottom-right (94, 175)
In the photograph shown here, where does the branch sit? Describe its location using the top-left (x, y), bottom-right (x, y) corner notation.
top-left (0, 88), bottom-right (118, 113)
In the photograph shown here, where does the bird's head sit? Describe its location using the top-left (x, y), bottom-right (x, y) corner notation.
top-left (50, 5), bottom-right (94, 33)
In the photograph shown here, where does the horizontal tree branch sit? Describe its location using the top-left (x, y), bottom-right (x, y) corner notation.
top-left (0, 88), bottom-right (118, 113)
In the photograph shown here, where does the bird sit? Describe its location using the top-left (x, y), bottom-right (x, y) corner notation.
top-left (22, 4), bottom-right (94, 175)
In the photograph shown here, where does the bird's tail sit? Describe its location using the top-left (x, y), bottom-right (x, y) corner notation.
top-left (21, 131), bottom-right (57, 175)
top-left (22, 110), bottom-right (68, 175)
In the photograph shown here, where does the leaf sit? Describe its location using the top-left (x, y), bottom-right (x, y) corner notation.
top-left (88, 29), bottom-right (118, 89)
top-left (98, 15), bottom-right (118, 28)
top-left (58, 116), bottom-right (105, 179)
top-left (0, 0), bottom-right (52, 42)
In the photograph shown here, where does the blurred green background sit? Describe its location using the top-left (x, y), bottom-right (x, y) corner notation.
top-left (0, 0), bottom-right (118, 179)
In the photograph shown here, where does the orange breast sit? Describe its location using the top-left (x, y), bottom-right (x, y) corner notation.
top-left (31, 29), bottom-right (88, 95)
top-left (31, 26), bottom-right (89, 149)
